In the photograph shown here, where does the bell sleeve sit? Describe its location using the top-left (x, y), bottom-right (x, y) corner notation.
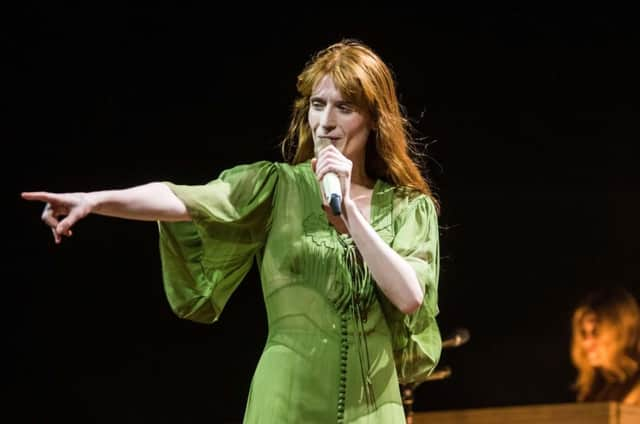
top-left (380, 193), bottom-right (442, 384)
top-left (157, 160), bottom-right (278, 324)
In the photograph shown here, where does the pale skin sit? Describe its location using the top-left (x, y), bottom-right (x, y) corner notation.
top-left (309, 74), bottom-right (424, 314)
top-left (22, 74), bottom-right (424, 314)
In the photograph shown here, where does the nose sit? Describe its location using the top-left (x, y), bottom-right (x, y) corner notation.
top-left (320, 107), bottom-right (336, 131)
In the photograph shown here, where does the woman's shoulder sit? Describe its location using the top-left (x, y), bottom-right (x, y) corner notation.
top-left (220, 160), bottom-right (304, 176)
top-left (269, 160), bottom-right (313, 180)
top-left (275, 160), bottom-right (312, 171)
top-left (389, 185), bottom-right (438, 215)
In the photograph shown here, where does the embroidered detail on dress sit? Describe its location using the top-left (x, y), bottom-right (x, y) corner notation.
top-left (301, 179), bottom-right (398, 413)
top-left (303, 207), bottom-right (378, 411)
top-left (337, 235), bottom-right (377, 411)
top-left (302, 210), bottom-right (340, 250)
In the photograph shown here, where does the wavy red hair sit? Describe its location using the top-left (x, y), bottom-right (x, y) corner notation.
top-left (281, 39), bottom-right (438, 210)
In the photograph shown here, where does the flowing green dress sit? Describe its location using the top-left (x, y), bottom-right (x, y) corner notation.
top-left (157, 160), bottom-right (441, 423)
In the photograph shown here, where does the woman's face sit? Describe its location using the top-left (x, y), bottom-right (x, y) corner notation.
top-left (308, 74), bottom-right (372, 160)
top-left (580, 312), bottom-right (613, 368)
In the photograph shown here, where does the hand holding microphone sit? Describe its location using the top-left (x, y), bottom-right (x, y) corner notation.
top-left (313, 140), bottom-right (350, 216)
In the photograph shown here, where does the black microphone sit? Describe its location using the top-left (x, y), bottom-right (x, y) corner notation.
top-left (314, 138), bottom-right (342, 215)
top-left (441, 327), bottom-right (470, 349)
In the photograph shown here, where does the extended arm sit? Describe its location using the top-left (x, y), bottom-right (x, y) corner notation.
top-left (22, 182), bottom-right (189, 244)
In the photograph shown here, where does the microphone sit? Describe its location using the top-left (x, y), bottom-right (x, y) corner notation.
top-left (314, 138), bottom-right (342, 216)
top-left (441, 327), bottom-right (470, 349)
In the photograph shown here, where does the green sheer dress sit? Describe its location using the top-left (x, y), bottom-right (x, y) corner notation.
top-left (157, 160), bottom-right (441, 423)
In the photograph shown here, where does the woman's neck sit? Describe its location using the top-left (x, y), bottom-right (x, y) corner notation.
top-left (349, 156), bottom-right (375, 188)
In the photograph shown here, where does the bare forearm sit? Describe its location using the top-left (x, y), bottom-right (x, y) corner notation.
top-left (87, 182), bottom-right (190, 222)
top-left (344, 201), bottom-right (423, 314)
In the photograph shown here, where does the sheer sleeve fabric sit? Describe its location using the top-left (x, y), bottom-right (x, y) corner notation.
top-left (157, 161), bottom-right (278, 323)
top-left (380, 193), bottom-right (442, 384)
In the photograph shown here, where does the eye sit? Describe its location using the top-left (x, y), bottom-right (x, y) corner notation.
top-left (310, 99), bottom-right (325, 109)
top-left (338, 104), bottom-right (353, 113)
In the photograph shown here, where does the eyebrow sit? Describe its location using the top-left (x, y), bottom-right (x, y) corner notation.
top-left (309, 96), bottom-right (353, 107)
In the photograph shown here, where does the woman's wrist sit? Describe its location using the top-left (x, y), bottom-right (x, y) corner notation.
top-left (84, 191), bottom-right (101, 213)
top-left (342, 198), bottom-right (361, 229)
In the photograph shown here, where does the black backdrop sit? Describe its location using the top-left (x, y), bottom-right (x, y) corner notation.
top-left (9, 4), bottom-right (640, 423)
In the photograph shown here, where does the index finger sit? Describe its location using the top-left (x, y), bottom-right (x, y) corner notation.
top-left (21, 192), bottom-right (60, 203)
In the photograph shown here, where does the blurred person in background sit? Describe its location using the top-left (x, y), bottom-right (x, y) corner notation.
top-left (571, 286), bottom-right (640, 405)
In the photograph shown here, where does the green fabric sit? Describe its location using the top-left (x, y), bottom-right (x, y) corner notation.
top-left (157, 160), bottom-right (441, 423)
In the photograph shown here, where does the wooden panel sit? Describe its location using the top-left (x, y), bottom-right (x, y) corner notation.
top-left (411, 402), bottom-right (624, 424)
top-left (619, 403), bottom-right (640, 424)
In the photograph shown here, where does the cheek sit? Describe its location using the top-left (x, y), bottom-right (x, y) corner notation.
top-left (344, 118), bottom-right (369, 138)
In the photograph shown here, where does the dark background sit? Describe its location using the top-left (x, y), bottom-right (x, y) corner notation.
top-left (8, 4), bottom-right (640, 423)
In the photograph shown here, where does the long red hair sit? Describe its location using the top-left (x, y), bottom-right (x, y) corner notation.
top-left (281, 39), bottom-right (439, 210)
